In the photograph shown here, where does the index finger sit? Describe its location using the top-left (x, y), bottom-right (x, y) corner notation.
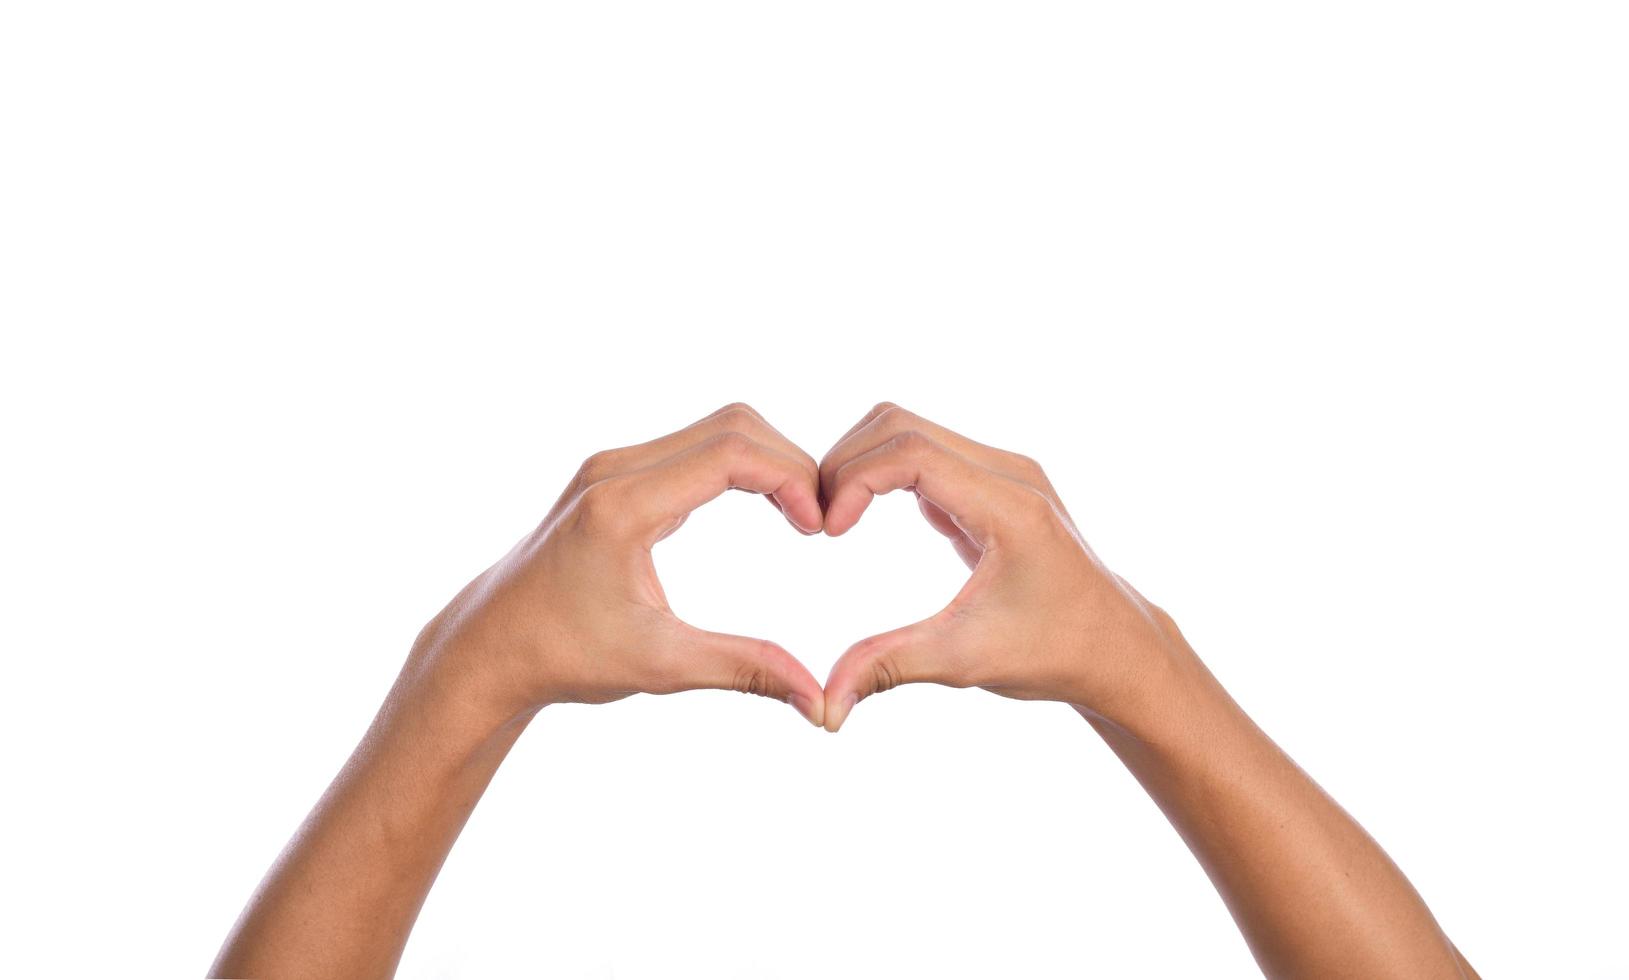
top-left (593, 431), bottom-right (824, 543)
top-left (824, 430), bottom-right (1041, 548)
top-left (820, 403), bottom-right (1055, 505)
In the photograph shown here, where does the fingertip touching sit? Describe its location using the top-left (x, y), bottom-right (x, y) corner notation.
top-left (695, 629), bottom-right (826, 727)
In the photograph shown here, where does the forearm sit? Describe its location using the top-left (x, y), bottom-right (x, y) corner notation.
top-left (211, 654), bottom-right (535, 980)
top-left (808, 406), bottom-right (1476, 974)
top-left (1080, 625), bottom-right (1471, 979)
top-left (212, 406), bottom-right (830, 977)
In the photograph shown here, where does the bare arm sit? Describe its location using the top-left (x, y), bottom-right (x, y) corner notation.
top-left (211, 404), bottom-right (827, 979)
top-left (209, 661), bottom-right (535, 979)
top-left (816, 403), bottom-right (1476, 980)
top-left (1080, 624), bottom-right (1480, 979)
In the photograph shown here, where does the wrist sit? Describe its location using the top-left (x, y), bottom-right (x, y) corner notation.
top-left (1074, 642), bottom-right (1260, 793)
top-left (393, 637), bottom-right (545, 747)
top-left (1069, 608), bottom-right (1224, 746)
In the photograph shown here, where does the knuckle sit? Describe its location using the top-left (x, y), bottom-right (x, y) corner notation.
top-left (732, 662), bottom-right (771, 697)
top-left (1146, 601), bottom-right (1179, 635)
top-left (871, 403), bottom-right (913, 430)
top-left (829, 456), bottom-right (868, 492)
top-left (1012, 483), bottom-right (1058, 526)
top-left (572, 477), bottom-right (631, 530)
top-left (888, 429), bottom-right (934, 456)
top-left (869, 655), bottom-right (900, 695)
top-left (574, 449), bottom-right (620, 487)
top-left (708, 429), bottom-right (756, 458)
top-left (1010, 452), bottom-right (1046, 480)
top-left (712, 403), bottom-right (761, 431)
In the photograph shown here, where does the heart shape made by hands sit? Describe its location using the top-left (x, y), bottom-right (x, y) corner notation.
top-left (657, 483), bottom-right (968, 711)
top-left (648, 402), bottom-right (1045, 733)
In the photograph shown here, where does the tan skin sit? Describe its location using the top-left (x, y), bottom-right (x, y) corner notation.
top-left (212, 403), bottom-right (1476, 980)
top-left (817, 404), bottom-right (1479, 979)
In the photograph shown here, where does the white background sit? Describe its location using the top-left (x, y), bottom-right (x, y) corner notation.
top-left (2, 2), bottom-right (1625, 977)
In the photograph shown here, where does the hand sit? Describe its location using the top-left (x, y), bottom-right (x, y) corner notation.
top-left (413, 404), bottom-right (828, 727)
top-left (817, 403), bottom-right (1180, 732)
top-left (218, 402), bottom-right (1476, 980)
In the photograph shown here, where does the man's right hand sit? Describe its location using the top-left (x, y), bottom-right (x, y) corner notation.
top-left (411, 403), bottom-right (829, 728)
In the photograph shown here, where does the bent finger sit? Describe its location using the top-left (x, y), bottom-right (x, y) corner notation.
top-left (575, 404), bottom-right (820, 528)
top-left (586, 431), bottom-right (824, 542)
top-left (669, 626), bottom-right (826, 727)
top-left (822, 618), bottom-right (962, 732)
top-left (821, 403), bottom-right (1053, 505)
top-left (824, 430), bottom-right (1036, 546)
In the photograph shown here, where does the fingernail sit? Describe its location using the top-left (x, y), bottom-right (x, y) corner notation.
top-left (788, 692), bottom-right (821, 727)
top-left (831, 693), bottom-right (858, 732)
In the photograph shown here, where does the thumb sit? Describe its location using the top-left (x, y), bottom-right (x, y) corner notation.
top-left (823, 617), bottom-right (956, 733)
top-left (679, 626), bottom-right (826, 727)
